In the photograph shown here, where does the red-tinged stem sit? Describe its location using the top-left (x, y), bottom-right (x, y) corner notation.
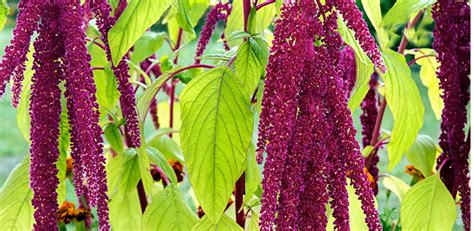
top-left (407, 54), bottom-right (436, 66)
top-left (169, 29), bottom-right (184, 138)
top-left (141, 64), bottom-right (215, 123)
top-left (243, 0), bottom-right (252, 32)
top-left (92, 67), bottom-right (105, 71)
top-left (234, 1), bottom-right (252, 227)
top-left (235, 174), bottom-right (246, 227)
top-left (85, 37), bottom-right (107, 51)
top-left (256, 0), bottom-right (276, 11)
top-left (137, 180), bottom-right (147, 213)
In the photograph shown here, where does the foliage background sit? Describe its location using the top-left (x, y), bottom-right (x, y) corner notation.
top-left (0, 0), bottom-right (466, 229)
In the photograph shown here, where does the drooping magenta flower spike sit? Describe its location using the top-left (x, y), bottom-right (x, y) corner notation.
top-left (29, 3), bottom-right (63, 230)
top-left (90, 0), bottom-right (142, 148)
top-left (433, 0), bottom-right (470, 229)
top-left (334, 0), bottom-right (386, 73)
top-left (195, 2), bottom-right (231, 63)
top-left (0, 0), bottom-right (41, 106)
top-left (59, 2), bottom-right (110, 230)
top-left (258, 1), bottom-right (382, 230)
top-left (256, 0), bottom-right (318, 228)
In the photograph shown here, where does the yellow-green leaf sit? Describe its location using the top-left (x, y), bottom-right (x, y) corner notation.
top-left (338, 18), bottom-right (374, 111)
top-left (361, 0), bottom-right (389, 47)
top-left (108, 150), bottom-right (142, 230)
top-left (382, 174), bottom-right (410, 202)
top-left (235, 37), bottom-right (268, 95)
top-left (191, 215), bottom-right (243, 231)
top-left (0, 158), bottom-right (34, 231)
top-left (0, 0), bottom-right (8, 31)
top-left (401, 174), bottom-right (456, 230)
top-left (224, 0), bottom-right (244, 48)
top-left (142, 185), bottom-right (198, 230)
top-left (108, 0), bottom-right (172, 66)
top-left (381, 50), bottom-right (424, 171)
top-left (174, 0), bottom-right (195, 34)
top-left (408, 48), bottom-right (443, 120)
top-left (180, 67), bottom-right (253, 223)
top-left (405, 135), bottom-right (437, 177)
top-left (383, 0), bottom-right (436, 28)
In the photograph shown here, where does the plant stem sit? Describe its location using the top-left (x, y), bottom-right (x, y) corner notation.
top-left (235, 174), bottom-right (246, 228)
top-left (233, 1), bottom-right (252, 227)
top-left (243, 0), bottom-right (252, 32)
top-left (137, 180), bottom-right (148, 213)
top-left (256, 0), bottom-right (276, 11)
top-left (169, 29), bottom-right (184, 138)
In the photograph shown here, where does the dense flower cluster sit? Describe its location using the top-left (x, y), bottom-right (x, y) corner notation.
top-left (195, 2), bottom-right (231, 63)
top-left (340, 46), bottom-right (356, 98)
top-left (0, 0), bottom-right (40, 106)
top-left (433, 0), bottom-right (470, 229)
top-left (257, 0), bottom-right (382, 230)
top-left (334, 0), bottom-right (386, 72)
top-left (1, 1), bottom-right (110, 230)
top-left (90, 0), bottom-right (141, 147)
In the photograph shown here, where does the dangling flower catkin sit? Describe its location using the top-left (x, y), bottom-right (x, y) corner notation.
top-left (29, 4), bottom-right (63, 229)
top-left (195, 2), bottom-right (231, 63)
top-left (0, 0), bottom-right (41, 106)
top-left (59, 2), bottom-right (109, 230)
top-left (258, 0), bottom-right (382, 230)
top-left (91, 0), bottom-right (142, 147)
top-left (433, 0), bottom-right (470, 229)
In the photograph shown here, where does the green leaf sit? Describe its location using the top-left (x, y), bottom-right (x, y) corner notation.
top-left (142, 185), bottom-right (198, 230)
top-left (104, 123), bottom-right (125, 154)
top-left (407, 49), bottom-right (443, 120)
top-left (146, 128), bottom-right (184, 162)
top-left (247, 7), bottom-right (257, 34)
top-left (108, 0), bottom-right (172, 66)
top-left (382, 174), bottom-right (410, 202)
top-left (406, 135), bottom-right (437, 177)
top-left (180, 67), bottom-right (253, 223)
top-left (0, 158), bottom-right (34, 230)
top-left (225, 0), bottom-right (274, 48)
top-left (174, 0), bottom-right (195, 34)
top-left (383, 0), bottom-right (436, 28)
top-left (108, 150), bottom-right (142, 230)
top-left (147, 147), bottom-right (178, 184)
top-left (227, 31), bottom-right (252, 42)
top-left (361, 0), bottom-right (389, 47)
top-left (255, 0), bottom-right (275, 34)
top-left (88, 42), bottom-right (119, 112)
top-left (246, 210), bottom-right (260, 231)
top-left (137, 72), bottom-right (172, 122)
top-left (191, 215), bottom-right (243, 231)
top-left (224, 0), bottom-right (244, 48)
top-left (361, 145), bottom-right (375, 158)
top-left (401, 174), bottom-right (456, 230)
top-left (235, 37), bottom-right (268, 95)
top-left (0, 0), bottom-right (8, 31)
top-left (130, 31), bottom-right (165, 64)
top-left (338, 18), bottom-right (374, 111)
top-left (244, 145), bottom-right (261, 205)
top-left (56, 105), bottom-right (70, 203)
top-left (381, 50), bottom-right (424, 171)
